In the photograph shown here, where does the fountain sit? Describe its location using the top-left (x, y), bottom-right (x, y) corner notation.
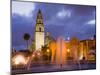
top-left (50, 41), bottom-right (56, 64)
top-left (56, 37), bottom-right (67, 68)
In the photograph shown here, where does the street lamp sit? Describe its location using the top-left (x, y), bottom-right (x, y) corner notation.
top-left (47, 49), bottom-right (50, 53)
top-left (67, 49), bottom-right (70, 53)
top-left (47, 49), bottom-right (50, 62)
top-left (67, 49), bottom-right (70, 58)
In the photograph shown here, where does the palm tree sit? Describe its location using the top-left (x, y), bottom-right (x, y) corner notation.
top-left (23, 33), bottom-right (30, 50)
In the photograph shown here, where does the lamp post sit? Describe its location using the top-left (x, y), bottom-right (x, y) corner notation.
top-left (47, 49), bottom-right (49, 61)
top-left (67, 49), bottom-right (70, 59)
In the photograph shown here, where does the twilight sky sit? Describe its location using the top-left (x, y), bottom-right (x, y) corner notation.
top-left (12, 1), bottom-right (96, 50)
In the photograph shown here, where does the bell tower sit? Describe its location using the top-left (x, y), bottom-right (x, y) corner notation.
top-left (35, 9), bottom-right (45, 50)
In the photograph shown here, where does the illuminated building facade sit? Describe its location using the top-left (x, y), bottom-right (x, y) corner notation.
top-left (79, 39), bottom-right (96, 60)
top-left (29, 9), bottom-right (96, 61)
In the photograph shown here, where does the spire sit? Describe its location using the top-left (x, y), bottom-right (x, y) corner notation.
top-left (38, 9), bottom-right (41, 14)
top-left (37, 9), bottom-right (43, 19)
top-left (35, 9), bottom-right (44, 32)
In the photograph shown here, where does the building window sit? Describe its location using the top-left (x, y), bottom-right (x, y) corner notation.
top-left (39, 27), bottom-right (41, 32)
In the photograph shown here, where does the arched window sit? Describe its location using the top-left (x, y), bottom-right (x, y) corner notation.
top-left (39, 27), bottom-right (41, 32)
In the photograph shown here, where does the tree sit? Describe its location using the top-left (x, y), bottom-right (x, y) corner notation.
top-left (23, 33), bottom-right (30, 50)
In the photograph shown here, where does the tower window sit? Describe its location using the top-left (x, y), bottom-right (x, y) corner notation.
top-left (39, 27), bottom-right (41, 32)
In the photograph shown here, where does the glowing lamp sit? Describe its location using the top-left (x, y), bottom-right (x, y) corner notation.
top-left (67, 49), bottom-right (70, 53)
top-left (12, 54), bottom-right (27, 65)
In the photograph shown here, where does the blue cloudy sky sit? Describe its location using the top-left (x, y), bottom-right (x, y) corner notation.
top-left (12, 1), bottom-right (96, 50)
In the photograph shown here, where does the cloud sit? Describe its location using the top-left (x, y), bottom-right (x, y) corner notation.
top-left (86, 19), bottom-right (96, 25)
top-left (57, 8), bottom-right (71, 19)
top-left (12, 2), bottom-right (96, 50)
top-left (12, 1), bottom-right (35, 17)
